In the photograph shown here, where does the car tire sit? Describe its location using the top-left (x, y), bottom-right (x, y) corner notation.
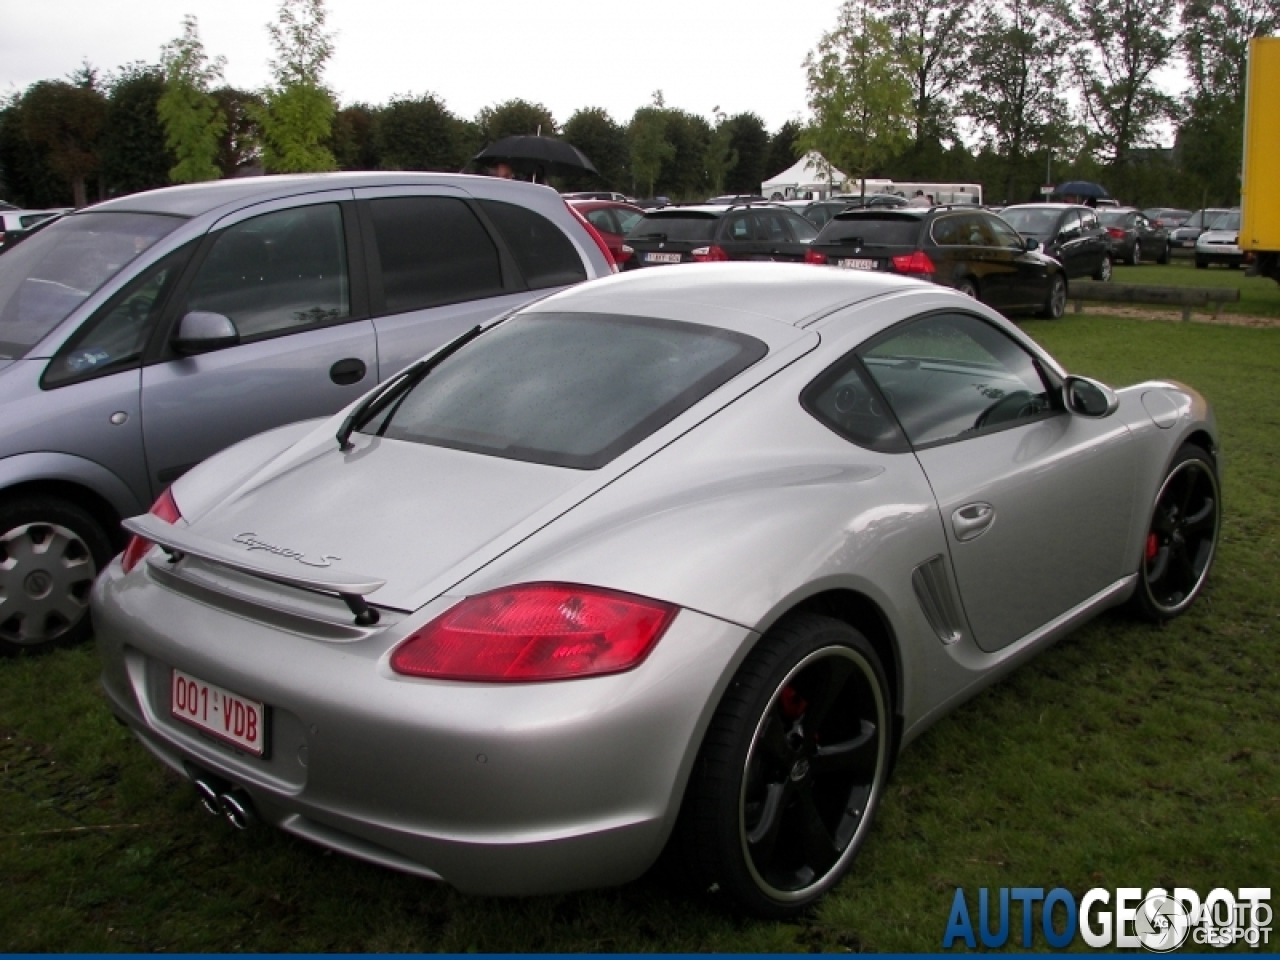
top-left (1039, 274), bottom-right (1067, 319)
top-left (1129, 444), bottom-right (1220, 623)
top-left (955, 278), bottom-right (979, 300)
top-left (677, 613), bottom-right (892, 918)
top-left (1195, 257), bottom-right (1208, 269)
top-left (0, 497), bottom-right (112, 656)
top-left (1093, 255), bottom-right (1113, 282)
top-left (1130, 240), bottom-right (1142, 265)
top-left (1157, 242), bottom-right (1170, 264)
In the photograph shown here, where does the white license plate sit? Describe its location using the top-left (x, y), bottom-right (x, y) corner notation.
top-left (645, 252), bottom-right (682, 264)
top-left (171, 669), bottom-right (266, 756)
top-left (839, 258), bottom-right (877, 271)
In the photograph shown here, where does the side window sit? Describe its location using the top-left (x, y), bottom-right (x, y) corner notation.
top-left (368, 196), bottom-right (503, 314)
top-left (185, 204), bottom-right (349, 340)
top-left (726, 215), bottom-right (754, 241)
top-left (43, 245), bottom-right (192, 388)
top-left (931, 215), bottom-right (963, 246)
top-left (981, 214), bottom-right (1019, 248)
top-left (1080, 210), bottom-right (1098, 231)
top-left (478, 199), bottom-right (587, 289)
top-left (858, 312), bottom-right (1056, 447)
top-left (788, 214), bottom-right (818, 242)
top-left (584, 208), bottom-right (617, 234)
top-left (760, 213), bottom-right (791, 243)
top-left (801, 353), bottom-right (909, 454)
top-left (1059, 211), bottom-right (1083, 239)
top-left (615, 208), bottom-right (643, 235)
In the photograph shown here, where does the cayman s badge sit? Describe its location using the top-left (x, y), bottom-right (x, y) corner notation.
top-left (233, 532), bottom-right (340, 568)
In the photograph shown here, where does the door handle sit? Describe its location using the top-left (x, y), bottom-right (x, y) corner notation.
top-left (329, 358), bottom-right (367, 386)
top-left (952, 502), bottom-right (994, 541)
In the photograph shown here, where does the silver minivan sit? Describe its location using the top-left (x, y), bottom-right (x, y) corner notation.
top-left (0, 172), bottom-right (613, 654)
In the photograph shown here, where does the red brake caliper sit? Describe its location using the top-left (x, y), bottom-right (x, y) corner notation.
top-left (1146, 532), bottom-right (1159, 561)
top-left (779, 685), bottom-right (808, 719)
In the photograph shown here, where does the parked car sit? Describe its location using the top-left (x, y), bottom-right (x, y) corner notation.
top-left (832, 194), bottom-right (910, 209)
top-left (1097, 208), bottom-right (1171, 264)
top-left (0, 208), bottom-right (67, 254)
top-left (805, 206), bottom-right (1069, 317)
top-left (706, 194), bottom-right (768, 204)
top-left (94, 263), bottom-right (1220, 917)
top-left (1195, 209), bottom-right (1244, 269)
top-left (0, 173), bottom-right (612, 655)
top-left (624, 203), bottom-right (819, 267)
top-left (999, 203), bottom-right (1113, 281)
top-left (1141, 207), bottom-right (1191, 229)
top-left (1169, 208), bottom-right (1232, 254)
top-left (567, 198), bottom-right (645, 266)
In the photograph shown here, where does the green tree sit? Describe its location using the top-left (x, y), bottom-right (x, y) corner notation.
top-left (628, 106), bottom-right (674, 197)
top-left (257, 0), bottom-right (337, 173)
top-left (766, 119), bottom-right (803, 179)
top-left (101, 64), bottom-right (173, 196)
top-left (655, 109), bottom-right (711, 199)
top-left (21, 80), bottom-right (107, 207)
top-left (561, 107), bottom-right (629, 190)
top-left (0, 95), bottom-right (68, 207)
top-left (376, 94), bottom-right (462, 171)
top-left (330, 103), bottom-right (380, 170)
top-left (476, 99), bottom-right (557, 142)
top-left (799, 0), bottom-right (915, 196)
top-left (724, 112), bottom-right (770, 195)
top-left (1067, 0), bottom-right (1178, 189)
top-left (963, 0), bottom-right (1072, 202)
top-left (158, 15), bottom-right (226, 184)
top-left (704, 108), bottom-right (739, 196)
top-left (212, 87), bottom-right (265, 177)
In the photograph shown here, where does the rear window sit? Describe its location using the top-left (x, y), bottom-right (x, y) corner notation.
top-left (1097, 211), bottom-right (1132, 227)
top-left (817, 214), bottom-right (922, 246)
top-left (628, 214), bottom-right (717, 244)
top-left (1207, 211), bottom-right (1241, 230)
top-left (367, 312), bottom-right (767, 469)
top-left (0, 211), bottom-right (183, 359)
top-left (999, 208), bottom-right (1061, 236)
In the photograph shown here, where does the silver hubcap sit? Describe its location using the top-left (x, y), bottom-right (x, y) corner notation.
top-left (0, 522), bottom-right (97, 646)
top-left (1101, 258), bottom-right (1112, 280)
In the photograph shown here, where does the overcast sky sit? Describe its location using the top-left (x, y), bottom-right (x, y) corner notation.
top-left (1, 0), bottom-right (842, 131)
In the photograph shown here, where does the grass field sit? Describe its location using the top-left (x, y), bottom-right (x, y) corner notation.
top-left (2, 315), bottom-right (1277, 952)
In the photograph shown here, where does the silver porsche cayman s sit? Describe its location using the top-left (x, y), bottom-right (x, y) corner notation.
top-left (93, 263), bottom-right (1220, 916)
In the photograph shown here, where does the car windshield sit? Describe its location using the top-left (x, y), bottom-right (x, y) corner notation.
top-left (367, 312), bottom-right (768, 469)
top-left (0, 212), bottom-right (184, 359)
top-left (1207, 211), bottom-right (1241, 230)
top-left (627, 214), bottom-right (717, 244)
top-left (999, 208), bottom-right (1061, 236)
top-left (818, 214), bottom-right (922, 246)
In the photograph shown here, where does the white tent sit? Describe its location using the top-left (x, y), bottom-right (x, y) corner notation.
top-left (762, 152), bottom-right (852, 200)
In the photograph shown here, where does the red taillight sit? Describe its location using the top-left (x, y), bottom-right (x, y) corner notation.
top-left (121, 487), bottom-right (181, 573)
top-left (1106, 227), bottom-right (1126, 239)
top-left (891, 250), bottom-right (936, 275)
top-left (565, 203), bottom-right (619, 274)
top-left (390, 583), bottom-right (678, 682)
top-left (804, 248), bottom-right (828, 265)
top-left (690, 245), bottom-right (729, 262)
top-left (616, 244), bottom-right (633, 264)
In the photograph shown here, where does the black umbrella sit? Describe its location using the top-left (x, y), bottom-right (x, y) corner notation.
top-left (1054, 180), bottom-right (1110, 198)
top-left (472, 135), bottom-right (599, 178)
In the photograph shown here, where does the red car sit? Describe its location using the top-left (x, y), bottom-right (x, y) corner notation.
top-left (567, 199), bottom-right (645, 267)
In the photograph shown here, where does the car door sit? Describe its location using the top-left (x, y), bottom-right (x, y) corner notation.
top-left (720, 213), bottom-right (765, 260)
top-left (1078, 209), bottom-right (1107, 273)
top-left (1054, 210), bottom-right (1084, 276)
top-left (356, 187), bottom-right (586, 378)
top-left (984, 213), bottom-right (1050, 309)
top-left (140, 191), bottom-right (378, 495)
top-left (766, 210), bottom-right (818, 262)
top-left (858, 311), bottom-right (1137, 651)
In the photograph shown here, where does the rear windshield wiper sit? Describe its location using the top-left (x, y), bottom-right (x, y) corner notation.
top-left (336, 323), bottom-right (486, 451)
top-left (634, 232), bottom-right (667, 241)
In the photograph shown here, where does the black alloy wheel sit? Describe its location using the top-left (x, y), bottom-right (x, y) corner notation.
top-left (1131, 240), bottom-right (1143, 265)
top-left (1132, 444), bottom-right (1220, 621)
top-left (0, 497), bottom-right (112, 655)
top-left (955, 278), bottom-right (979, 300)
top-left (678, 614), bottom-right (891, 917)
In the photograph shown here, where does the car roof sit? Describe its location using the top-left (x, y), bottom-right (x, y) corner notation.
top-left (85, 172), bottom-right (560, 218)
top-left (528, 261), bottom-right (921, 330)
top-left (1001, 203), bottom-right (1088, 211)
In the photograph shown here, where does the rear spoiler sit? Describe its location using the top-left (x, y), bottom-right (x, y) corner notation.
top-left (122, 514), bottom-right (386, 625)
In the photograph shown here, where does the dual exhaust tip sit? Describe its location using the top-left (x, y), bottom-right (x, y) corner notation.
top-left (188, 767), bottom-right (257, 830)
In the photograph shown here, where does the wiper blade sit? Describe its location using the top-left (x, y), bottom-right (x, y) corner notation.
top-left (336, 323), bottom-right (485, 451)
top-left (634, 232), bottom-right (667, 241)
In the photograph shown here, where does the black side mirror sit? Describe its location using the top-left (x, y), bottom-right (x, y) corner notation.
top-left (1063, 375), bottom-right (1119, 418)
top-left (1025, 237), bottom-right (1040, 252)
top-left (174, 311), bottom-right (239, 355)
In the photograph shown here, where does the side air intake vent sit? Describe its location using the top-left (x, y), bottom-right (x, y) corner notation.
top-left (912, 555), bottom-right (966, 645)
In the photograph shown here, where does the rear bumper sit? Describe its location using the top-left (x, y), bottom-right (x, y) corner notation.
top-left (93, 557), bottom-right (751, 895)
